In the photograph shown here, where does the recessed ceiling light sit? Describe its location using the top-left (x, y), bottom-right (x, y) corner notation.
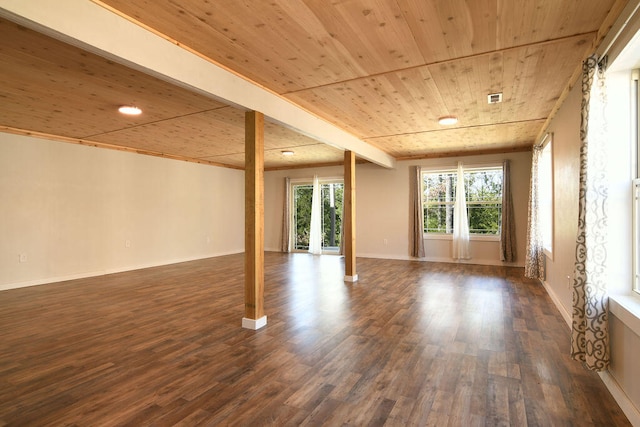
top-left (281, 150), bottom-right (295, 156)
top-left (438, 116), bottom-right (458, 126)
top-left (118, 105), bottom-right (142, 115)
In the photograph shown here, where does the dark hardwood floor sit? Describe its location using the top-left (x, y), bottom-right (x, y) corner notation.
top-left (0, 253), bottom-right (630, 426)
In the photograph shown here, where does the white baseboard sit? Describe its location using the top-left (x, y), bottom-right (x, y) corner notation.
top-left (541, 279), bottom-right (572, 327)
top-left (357, 253), bottom-right (412, 261)
top-left (265, 249), bottom-right (525, 268)
top-left (0, 250), bottom-right (243, 291)
top-left (599, 370), bottom-right (640, 427)
top-left (357, 252), bottom-right (524, 267)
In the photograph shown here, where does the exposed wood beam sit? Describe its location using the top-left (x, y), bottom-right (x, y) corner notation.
top-left (243, 111), bottom-right (266, 330)
top-left (0, 0), bottom-right (396, 169)
top-left (343, 150), bottom-right (358, 282)
top-left (265, 158), bottom-right (370, 172)
top-left (395, 145), bottom-right (532, 162)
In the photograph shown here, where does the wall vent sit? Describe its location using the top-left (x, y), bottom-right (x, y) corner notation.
top-left (488, 93), bottom-right (503, 104)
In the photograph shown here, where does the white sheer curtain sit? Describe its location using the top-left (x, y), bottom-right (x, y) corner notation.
top-left (452, 162), bottom-right (470, 259)
top-left (571, 54), bottom-right (609, 371)
top-left (281, 177), bottom-right (291, 252)
top-left (308, 175), bottom-right (322, 255)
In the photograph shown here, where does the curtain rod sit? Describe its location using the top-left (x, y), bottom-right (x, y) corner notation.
top-left (534, 132), bottom-right (551, 149)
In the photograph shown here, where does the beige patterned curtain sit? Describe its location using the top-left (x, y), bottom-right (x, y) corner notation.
top-left (410, 166), bottom-right (425, 258)
top-left (500, 160), bottom-right (516, 262)
top-left (571, 54), bottom-right (609, 371)
top-left (281, 177), bottom-right (291, 252)
top-left (525, 145), bottom-right (545, 279)
top-left (308, 175), bottom-right (322, 255)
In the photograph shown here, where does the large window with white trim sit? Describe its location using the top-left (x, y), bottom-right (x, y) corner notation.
top-left (633, 69), bottom-right (640, 294)
top-left (539, 135), bottom-right (554, 256)
top-left (422, 166), bottom-right (503, 235)
top-left (633, 179), bottom-right (640, 294)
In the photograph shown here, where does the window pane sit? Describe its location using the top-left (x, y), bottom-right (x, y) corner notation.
top-left (423, 171), bottom-right (456, 233)
top-left (422, 167), bottom-right (504, 235)
top-left (467, 203), bottom-right (502, 234)
top-left (424, 172), bottom-right (457, 203)
top-left (321, 183), bottom-right (343, 250)
top-left (465, 169), bottom-right (503, 234)
top-left (634, 180), bottom-right (640, 294)
top-left (424, 204), bottom-right (454, 233)
top-left (465, 169), bottom-right (503, 202)
top-left (293, 184), bottom-right (313, 250)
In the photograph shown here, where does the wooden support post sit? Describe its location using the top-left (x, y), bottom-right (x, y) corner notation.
top-left (243, 111), bottom-right (266, 330)
top-left (344, 150), bottom-right (358, 282)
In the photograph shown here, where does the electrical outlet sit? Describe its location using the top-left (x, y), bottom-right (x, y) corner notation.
top-left (383, 238), bottom-right (388, 245)
top-left (125, 240), bottom-right (131, 248)
top-left (19, 253), bottom-right (27, 263)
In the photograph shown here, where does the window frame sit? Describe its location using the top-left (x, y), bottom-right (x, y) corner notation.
top-left (633, 179), bottom-right (640, 295)
top-left (421, 164), bottom-right (504, 240)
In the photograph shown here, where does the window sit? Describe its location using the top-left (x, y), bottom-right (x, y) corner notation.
top-left (422, 166), bottom-right (503, 235)
top-left (539, 134), bottom-right (554, 256)
top-left (634, 70), bottom-right (640, 294)
top-left (291, 180), bottom-right (343, 252)
top-left (634, 179), bottom-right (640, 294)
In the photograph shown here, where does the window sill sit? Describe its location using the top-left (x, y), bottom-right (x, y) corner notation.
top-left (609, 293), bottom-right (640, 337)
top-left (423, 234), bottom-right (500, 242)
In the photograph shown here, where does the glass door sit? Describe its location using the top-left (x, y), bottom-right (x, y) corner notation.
top-left (291, 181), bottom-right (343, 253)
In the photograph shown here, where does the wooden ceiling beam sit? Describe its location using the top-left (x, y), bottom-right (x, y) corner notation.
top-left (0, 0), bottom-right (396, 169)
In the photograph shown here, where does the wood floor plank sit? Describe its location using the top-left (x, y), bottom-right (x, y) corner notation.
top-left (0, 253), bottom-right (631, 426)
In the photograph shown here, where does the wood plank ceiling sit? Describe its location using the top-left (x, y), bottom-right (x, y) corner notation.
top-left (0, 0), bottom-right (628, 169)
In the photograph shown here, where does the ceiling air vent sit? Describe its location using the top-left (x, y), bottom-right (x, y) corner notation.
top-left (488, 93), bottom-right (503, 104)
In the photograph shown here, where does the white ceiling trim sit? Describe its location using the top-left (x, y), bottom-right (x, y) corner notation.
top-left (0, 0), bottom-right (396, 169)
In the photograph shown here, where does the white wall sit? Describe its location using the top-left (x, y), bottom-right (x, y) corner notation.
top-left (265, 151), bottom-right (531, 266)
top-left (0, 133), bottom-right (245, 290)
top-left (541, 81), bottom-right (582, 320)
